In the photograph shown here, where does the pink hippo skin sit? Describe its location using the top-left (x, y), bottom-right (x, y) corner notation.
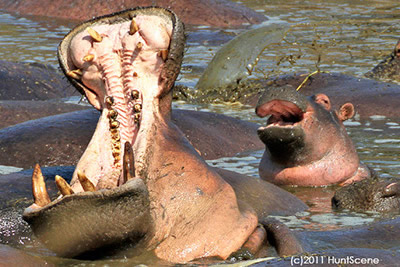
top-left (23, 7), bottom-right (259, 263)
top-left (256, 86), bottom-right (370, 186)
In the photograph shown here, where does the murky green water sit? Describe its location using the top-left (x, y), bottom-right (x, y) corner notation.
top-left (1, 0), bottom-right (400, 264)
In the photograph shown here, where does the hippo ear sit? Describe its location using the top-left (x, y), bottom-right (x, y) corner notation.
top-left (314, 94), bottom-right (331, 110)
top-left (338, 103), bottom-right (355, 121)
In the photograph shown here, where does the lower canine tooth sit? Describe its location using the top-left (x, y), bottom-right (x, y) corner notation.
top-left (123, 141), bottom-right (135, 182)
top-left (55, 175), bottom-right (74, 196)
top-left (32, 164), bottom-right (51, 207)
top-left (137, 42), bottom-right (143, 49)
top-left (77, 171), bottom-right (96, 192)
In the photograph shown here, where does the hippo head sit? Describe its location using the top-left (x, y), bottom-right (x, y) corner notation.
top-left (256, 85), bottom-right (370, 186)
top-left (23, 7), bottom-right (257, 263)
top-left (332, 175), bottom-right (400, 213)
top-left (365, 40), bottom-right (400, 83)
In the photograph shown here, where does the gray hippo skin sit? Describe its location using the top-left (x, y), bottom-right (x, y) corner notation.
top-left (333, 173), bottom-right (400, 213)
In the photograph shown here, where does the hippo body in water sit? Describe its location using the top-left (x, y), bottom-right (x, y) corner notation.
top-left (255, 86), bottom-right (370, 186)
top-left (365, 40), bottom-right (400, 84)
top-left (20, 7), bottom-right (293, 263)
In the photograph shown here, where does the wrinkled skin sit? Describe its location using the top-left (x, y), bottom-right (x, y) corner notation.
top-left (256, 86), bottom-right (370, 186)
top-left (22, 8), bottom-right (260, 263)
top-left (365, 40), bottom-right (400, 83)
top-left (332, 174), bottom-right (400, 213)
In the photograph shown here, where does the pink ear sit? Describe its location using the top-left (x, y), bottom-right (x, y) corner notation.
top-left (314, 94), bottom-right (331, 110)
top-left (338, 103), bottom-right (355, 121)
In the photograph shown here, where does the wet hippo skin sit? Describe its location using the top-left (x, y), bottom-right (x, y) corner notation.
top-left (22, 7), bottom-right (263, 263)
top-left (0, 108), bottom-right (263, 168)
top-left (0, 60), bottom-right (77, 100)
top-left (0, 0), bottom-right (266, 28)
top-left (240, 72), bottom-right (400, 119)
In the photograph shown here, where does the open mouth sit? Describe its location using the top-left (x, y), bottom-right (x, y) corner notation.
top-left (256, 99), bottom-right (304, 127)
top-left (22, 7), bottom-right (184, 257)
top-left (54, 7), bottom-right (182, 193)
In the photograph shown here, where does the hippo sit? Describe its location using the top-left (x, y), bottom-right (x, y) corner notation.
top-left (332, 174), bottom-right (400, 213)
top-left (0, 0), bottom-right (266, 28)
top-left (255, 86), bottom-right (370, 186)
top-left (20, 7), bottom-right (284, 263)
top-left (365, 39), bottom-right (400, 83)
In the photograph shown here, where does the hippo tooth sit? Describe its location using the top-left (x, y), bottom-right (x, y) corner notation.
top-left (77, 171), bottom-right (96, 192)
top-left (110, 120), bottom-right (120, 129)
top-left (55, 175), bottom-right (74, 196)
top-left (105, 96), bottom-right (114, 107)
top-left (66, 69), bottom-right (82, 80)
top-left (122, 141), bottom-right (135, 183)
top-left (131, 90), bottom-right (140, 100)
top-left (134, 113), bottom-right (141, 123)
top-left (83, 54), bottom-right (95, 62)
top-left (133, 72), bottom-right (138, 77)
top-left (129, 19), bottom-right (139, 35)
top-left (87, 27), bottom-right (102, 42)
top-left (134, 103), bottom-right (142, 113)
top-left (107, 109), bottom-right (118, 119)
top-left (136, 42), bottom-right (143, 50)
top-left (158, 49), bottom-right (168, 61)
top-left (31, 164), bottom-right (51, 207)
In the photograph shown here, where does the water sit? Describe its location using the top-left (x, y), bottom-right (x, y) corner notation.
top-left (1, 0), bottom-right (400, 263)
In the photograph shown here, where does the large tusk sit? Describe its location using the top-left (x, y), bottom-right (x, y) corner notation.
top-left (32, 163), bottom-right (51, 207)
top-left (55, 175), bottom-right (74, 196)
top-left (122, 141), bottom-right (135, 184)
top-left (77, 171), bottom-right (96, 192)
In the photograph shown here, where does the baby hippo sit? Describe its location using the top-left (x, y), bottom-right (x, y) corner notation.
top-left (256, 86), bottom-right (370, 186)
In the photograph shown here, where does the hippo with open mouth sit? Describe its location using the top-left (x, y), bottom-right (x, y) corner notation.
top-left (256, 86), bottom-right (371, 186)
top-left (22, 7), bottom-right (261, 263)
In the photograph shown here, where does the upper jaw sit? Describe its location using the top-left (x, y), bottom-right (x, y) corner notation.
top-left (55, 7), bottom-right (185, 192)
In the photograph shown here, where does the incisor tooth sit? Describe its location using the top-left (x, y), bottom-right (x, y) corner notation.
top-left (83, 54), bottom-right (95, 62)
top-left (110, 120), bottom-right (120, 129)
top-left (77, 171), bottom-right (96, 192)
top-left (105, 96), bottom-right (114, 106)
top-left (87, 27), bottom-right (102, 42)
top-left (123, 141), bottom-right (135, 182)
top-left (129, 19), bottom-right (139, 35)
top-left (137, 42), bottom-right (143, 49)
top-left (32, 163), bottom-right (51, 207)
top-left (55, 175), bottom-right (74, 196)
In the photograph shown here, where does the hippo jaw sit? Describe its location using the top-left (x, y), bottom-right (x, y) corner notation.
top-left (23, 7), bottom-right (185, 258)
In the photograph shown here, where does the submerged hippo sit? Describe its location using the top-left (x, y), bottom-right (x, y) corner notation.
top-left (365, 39), bottom-right (400, 83)
top-left (255, 86), bottom-right (370, 186)
top-left (332, 174), bottom-right (400, 213)
top-left (21, 7), bottom-right (299, 263)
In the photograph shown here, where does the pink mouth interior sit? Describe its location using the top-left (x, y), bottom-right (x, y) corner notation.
top-left (65, 15), bottom-right (172, 192)
top-left (256, 100), bottom-right (304, 127)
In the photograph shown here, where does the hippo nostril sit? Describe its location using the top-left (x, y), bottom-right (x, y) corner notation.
top-left (331, 196), bottom-right (340, 208)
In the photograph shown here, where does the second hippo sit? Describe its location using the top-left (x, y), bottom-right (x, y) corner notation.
top-left (256, 86), bottom-right (370, 186)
